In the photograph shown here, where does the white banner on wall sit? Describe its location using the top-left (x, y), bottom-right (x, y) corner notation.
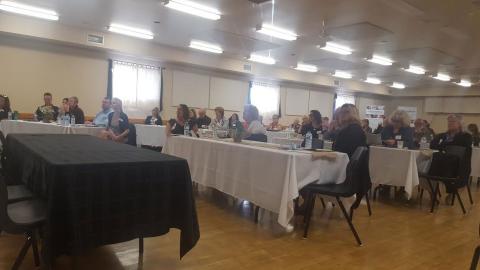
top-left (365, 105), bottom-right (385, 129)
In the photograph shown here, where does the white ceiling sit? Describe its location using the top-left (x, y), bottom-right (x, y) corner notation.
top-left (4, 0), bottom-right (480, 89)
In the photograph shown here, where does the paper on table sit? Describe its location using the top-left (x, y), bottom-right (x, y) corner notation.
top-left (311, 152), bottom-right (338, 161)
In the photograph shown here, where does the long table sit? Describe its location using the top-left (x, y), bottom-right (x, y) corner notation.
top-left (162, 136), bottom-right (349, 228)
top-left (5, 134), bottom-right (199, 264)
top-left (0, 120), bottom-right (103, 136)
top-left (135, 124), bottom-right (167, 147)
top-left (369, 146), bottom-right (432, 198)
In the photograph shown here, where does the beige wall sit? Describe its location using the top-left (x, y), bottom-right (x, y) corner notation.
top-left (0, 41), bottom-right (108, 117)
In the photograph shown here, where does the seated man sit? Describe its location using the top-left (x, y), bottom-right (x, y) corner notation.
top-left (196, 108), bottom-right (211, 128)
top-left (266, 114), bottom-right (284, 131)
top-left (35, 92), bottom-right (59, 122)
top-left (92, 97), bottom-right (113, 127)
top-left (68, 96), bottom-right (85, 124)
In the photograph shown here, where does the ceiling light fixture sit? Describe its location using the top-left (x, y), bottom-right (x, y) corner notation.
top-left (456, 80), bottom-right (472, 87)
top-left (365, 77), bottom-right (382, 84)
top-left (295, 63), bottom-right (317, 73)
top-left (333, 70), bottom-right (352, 79)
top-left (189, 40), bottom-right (223, 54)
top-left (164, 0), bottom-right (221, 20)
top-left (390, 82), bottom-right (406, 89)
top-left (256, 23), bottom-right (298, 41)
top-left (403, 65), bottom-right (426, 75)
top-left (0, 0), bottom-right (58, 21)
top-left (432, 73), bottom-right (451, 81)
top-left (108, 23), bottom-right (154, 39)
top-left (366, 55), bottom-right (393, 66)
top-left (248, 54), bottom-right (276, 65)
top-left (320, 42), bottom-right (352, 55)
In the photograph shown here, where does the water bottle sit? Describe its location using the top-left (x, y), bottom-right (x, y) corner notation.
top-left (71, 115), bottom-right (76, 126)
top-left (184, 121), bottom-right (190, 136)
top-left (420, 136), bottom-right (428, 149)
top-left (305, 131), bottom-right (313, 149)
top-left (7, 111), bottom-right (12, 120)
top-left (64, 115), bottom-right (70, 126)
top-left (57, 116), bottom-right (62, 125)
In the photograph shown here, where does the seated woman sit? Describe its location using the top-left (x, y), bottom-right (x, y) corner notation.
top-left (0, 95), bottom-right (11, 120)
top-left (145, 107), bottom-right (163, 125)
top-left (430, 114), bottom-right (472, 195)
top-left (228, 113), bottom-right (240, 129)
top-left (333, 104), bottom-right (367, 157)
top-left (210, 107), bottom-right (229, 129)
top-left (290, 119), bottom-right (301, 133)
top-left (467, 123), bottom-right (480, 147)
top-left (361, 119), bottom-right (372, 134)
top-left (100, 98), bottom-right (129, 143)
top-left (266, 114), bottom-right (284, 131)
top-left (300, 110), bottom-right (323, 138)
top-left (413, 118), bottom-right (434, 148)
top-left (57, 98), bottom-right (71, 119)
top-left (243, 105), bottom-right (266, 138)
top-left (381, 110), bottom-right (414, 149)
top-left (166, 104), bottom-right (198, 136)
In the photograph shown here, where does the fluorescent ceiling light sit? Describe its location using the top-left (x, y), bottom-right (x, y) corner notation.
top-left (248, 54), bottom-right (276, 65)
top-left (456, 80), bottom-right (472, 87)
top-left (108, 23), bottom-right (154, 40)
top-left (333, 70), bottom-right (352, 79)
top-left (365, 77), bottom-right (382, 84)
top-left (164, 0), bottom-right (221, 20)
top-left (189, 40), bottom-right (223, 54)
top-left (0, 1), bottom-right (58, 21)
top-left (403, 65), bottom-right (426, 75)
top-left (390, 82), bottom-right (406, 89)
top-left (432, 73), bottom-right (451, 81)
top-left (367, 55), bottom-right (393, 66)
top-left (320, 42), bottom-right (352, 55)
top-left (256, 23), bottom-right (297, 41)
top-left (295, 63), bottom-right (317, 73)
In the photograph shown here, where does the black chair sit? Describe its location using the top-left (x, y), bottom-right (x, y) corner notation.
top-left (0, 177), bottom-right (46, 270)
top-left (471, 246), bottom-right (480, 270)
top-left (301, 147), bottom-right (370, 246)
top-left (126, 123), bottom-right (137, 146)
top-left (421, 145), bottom-right (472, 214)
top-left (245, 133), bottom-right (267, 143)
top-left (0, 131), bottom-right (33, 203)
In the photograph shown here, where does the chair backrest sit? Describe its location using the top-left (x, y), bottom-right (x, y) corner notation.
top-left (0, 175), bottom-right (14, 233)
top-left (0, 131), bottom-right (7, 171)
top-left (126, 123), bottom-right (137, 146)
top-left (446, 145), bottom-right (470, 182)
top-left (245, 133), bottom-right (268, 143)
top-left (428, 145), bottom-right (469, 183)
top-left (343, 146), bottom-right (369, 195)
top-left (366, 133), bottom-right (382, 146)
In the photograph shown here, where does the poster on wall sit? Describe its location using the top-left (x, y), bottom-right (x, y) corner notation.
top-left (365, 105), bottom-right (385, 129)
top-left (398, 106), bottom-right (417, 125)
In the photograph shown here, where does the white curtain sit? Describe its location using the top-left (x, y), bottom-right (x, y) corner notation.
top-left (249, 82), bottom-right (280, 124)
top-left (112, 61), bottom-right (161, 119)
top-left (335, 94), bottom-right (356, 110)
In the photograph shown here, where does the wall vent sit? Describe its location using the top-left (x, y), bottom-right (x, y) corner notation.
top-left (87, 34), bottom-right (104, 45)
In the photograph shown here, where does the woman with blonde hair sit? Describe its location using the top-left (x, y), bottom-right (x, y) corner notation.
top-left (210, 106), bottom-right (229, 129)
top-left (332, 103), bottom-right (366, 157)
top-left (381, 109), bottom-right (414, 149)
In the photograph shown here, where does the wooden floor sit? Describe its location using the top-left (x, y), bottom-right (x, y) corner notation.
top-left (1, 186), bottom-right (479, 270)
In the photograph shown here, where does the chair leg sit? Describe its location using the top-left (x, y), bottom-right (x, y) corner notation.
top-left (12, 234), bottom-right (33, 270)
top-left (365, 193), bottom-right (372, 217)
top-left (467, 184), bottom-right (474, 205)
top-left (454, 189), bottom-right (467, 215)
top-left (419, 188), bottom-right (424, 205)
top-left (254, 206), bottom-right (260, 223)
top-left (320, 197), bottom-right (326, 208)
top-left (31, 231), bottom-right (40, 267)
top-left (451, 192), bottom-right (456, 206)
top-left (336, 197), bottom-right (362, 246)
top-left (139, 237), bottom-right (144, 255)
top-left (430, 182), bottom-right (439, 213)
top-left (470, 246), bottom-right (480, 270)
top-left (302, 194), bottom-right (316, 239)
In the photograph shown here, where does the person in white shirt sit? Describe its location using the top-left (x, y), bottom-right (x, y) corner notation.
top-left (243, 104), bottom-right (266, 135)
top-left (210, 107), bottom-right (229, 129)
top-left (91, 97), bottom-right (113, 127)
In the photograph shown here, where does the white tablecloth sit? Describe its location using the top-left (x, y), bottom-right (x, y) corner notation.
top-left (266, 131), bottom-right (296, 143)
top-left (472, 148), bottom-right (480, 178)
top-left (369, 146), bottom-right (431, 198)
top-left (135, 124), bottom-right (167, 147)
top-left (0, 120), bottom-right (103, 137)
top-left (162, 136), bottom-right (349, 228)
top-left (271, 137), bottom-right (303, 147)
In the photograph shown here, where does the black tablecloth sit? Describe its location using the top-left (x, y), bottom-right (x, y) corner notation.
top-left (5, 134), bottom-right (199, 261)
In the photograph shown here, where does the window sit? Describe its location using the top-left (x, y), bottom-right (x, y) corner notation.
top-left (334, 94), bottom-right (355, 110)
top-left (249, 81), bottom-right (280, 124)
top-left (112, 61), bottom-right (161, 119)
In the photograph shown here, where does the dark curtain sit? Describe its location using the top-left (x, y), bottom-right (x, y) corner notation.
top-left (160, 68), bottom-right (165, 112)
